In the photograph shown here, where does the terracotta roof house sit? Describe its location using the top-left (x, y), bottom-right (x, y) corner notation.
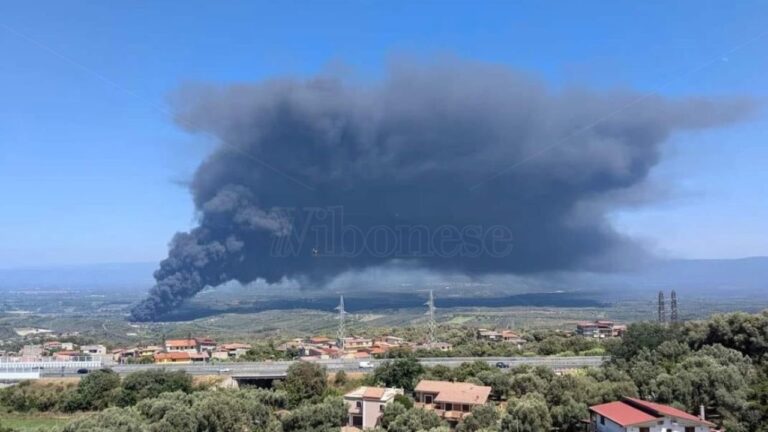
top-left (214, 343), bottom-right (252, 359)
top-left (589, 397), bottom-right (717, 432)
top-left (344, 386), bottom-right (403, 429)
top-left (343, 337), bottom-right (373, 350)
top-left (501, 330), bottom-right (526, 346)
top-left (165, 339), bottom-right (198, 353)
top-left (414, 380), bottom-right (491, 424)
top-left (138, 345), bottom-right (163, 357)
top-left (196, 338), bottom-right (217, 351)
top-left (154, 351), bottom-right (192, 364)
top-left (189, 352), bottom-right (209, 363)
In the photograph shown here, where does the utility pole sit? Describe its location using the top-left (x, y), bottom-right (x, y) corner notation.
top-left (426, 290), bottom-right (436, 345)
top-left (336, 295), bottom-right (346, 350)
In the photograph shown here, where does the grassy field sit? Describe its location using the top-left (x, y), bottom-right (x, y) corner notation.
top-left (0, 412), bottom-right (76, 432)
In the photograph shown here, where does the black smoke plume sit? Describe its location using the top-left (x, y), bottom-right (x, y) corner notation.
top-left (130, 59), bottom-right (753, 321)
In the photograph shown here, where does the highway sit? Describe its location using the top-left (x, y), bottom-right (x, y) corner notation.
top-left (65, 356), bottom-right (608, 378)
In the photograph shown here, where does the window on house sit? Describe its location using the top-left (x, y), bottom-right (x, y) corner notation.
top-left (424, 395), bottom-right (433, 404)
top-left (684, 428), bottom-right (695, 432)
top-left (600, 416), bottom-right (605, 425)
top-left (355, 401), bottom-right (361, 408)
top-left (639, 428), bottom-right (650, 432)
top-left (444, 403), bottom-right (453, 411)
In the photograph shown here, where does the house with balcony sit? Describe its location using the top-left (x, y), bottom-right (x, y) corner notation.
top-left (576, 321), bottom-right (626, 338)
top-left (589, 397), bottom-right (717, 432)
top-left (414, 380), bottom-right (491, 424)
top-left (165, 338), bottom-right (198, 353)
top-left (344, 386), bottom-right (403, 429)
top-left (196, 338), bottom-right (217, 352)
top-left (343, 337), bottom-right (373, 350)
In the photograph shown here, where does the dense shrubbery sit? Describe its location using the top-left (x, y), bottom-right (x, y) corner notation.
top-left (0, 380), bottom-right (76, 412)
top-left (0, 368), bottom-right (197, 414)
top-left (116, 369), bottom-right (193, 406)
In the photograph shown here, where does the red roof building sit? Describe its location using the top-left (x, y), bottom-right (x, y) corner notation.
top-left (589, 397), bottom-right (716, 432)
top-left (414, 380), bottom-right (491, 424)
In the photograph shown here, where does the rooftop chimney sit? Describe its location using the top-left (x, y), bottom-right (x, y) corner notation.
top-left (699, 404), bottom-right (706, 420)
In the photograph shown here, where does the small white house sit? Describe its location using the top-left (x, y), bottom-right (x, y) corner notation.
top-left (80, 344), bottom-right (107, 355)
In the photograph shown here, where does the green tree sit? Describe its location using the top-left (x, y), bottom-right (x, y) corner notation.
top-left (193, 390), bottom-right (273, 432)
top-left (334, 370), bottom-right (348, 386)
top-left (500, 394), bottom-right (551, 432)
top-left (456, 404), bottom-right (499, 432)
top-left (373, 357), bottom-right (425, 392)
top-left (64, 369), bottom-right (121, 411)
top-left (281, 396), bottom-right (347, 432)
top-left (59, 407), bottom-right (147, 432)
top-left (282, 362), bottom-right (328, 407)
top-left (385, 407), bottom-right (445, 432)
top-left (549, 397), bottom-right (588, 432)
top-left (117, 369), bottom-right (193, 406)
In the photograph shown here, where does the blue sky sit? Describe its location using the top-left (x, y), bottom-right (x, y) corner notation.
top-left (1, 1), bottom-right (766, 268)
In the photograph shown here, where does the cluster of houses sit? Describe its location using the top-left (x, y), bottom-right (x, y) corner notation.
top-left (0, 342), bottom-right (107, 362)
top-left (343, 379), bottom-right (493, 430)
top-left (112, 338), bottom-right (253, 364)
top-left (342, 381), bottom-right (719, 432)
top-left (277, 335), bottom-right (456, 361)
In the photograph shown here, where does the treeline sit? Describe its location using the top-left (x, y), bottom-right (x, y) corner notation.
top-left (380, 327), bottom-right (606, 358)
top-left (0, 369), bottom-right (194, 413)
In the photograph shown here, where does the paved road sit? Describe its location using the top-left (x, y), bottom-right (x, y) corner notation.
top-left (48, 356), bottom-right (607, 378)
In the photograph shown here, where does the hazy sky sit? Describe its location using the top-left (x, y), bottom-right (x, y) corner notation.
top-left (1, 1), bottom-right (766, 268)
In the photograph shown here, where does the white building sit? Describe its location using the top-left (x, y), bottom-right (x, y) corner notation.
top-left (80, 344), bottom-right (107, 355)
top-left (589, 397), bottom-right (717, 432)
top-left (344, 386), bottom-right (403, 429)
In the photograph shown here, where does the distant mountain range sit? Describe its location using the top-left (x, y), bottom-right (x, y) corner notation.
top-left (1, 257), bottom-right (766, 298)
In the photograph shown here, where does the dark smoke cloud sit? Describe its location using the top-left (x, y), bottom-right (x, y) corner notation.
top-left (130, 59), bottom-right (753, 321)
